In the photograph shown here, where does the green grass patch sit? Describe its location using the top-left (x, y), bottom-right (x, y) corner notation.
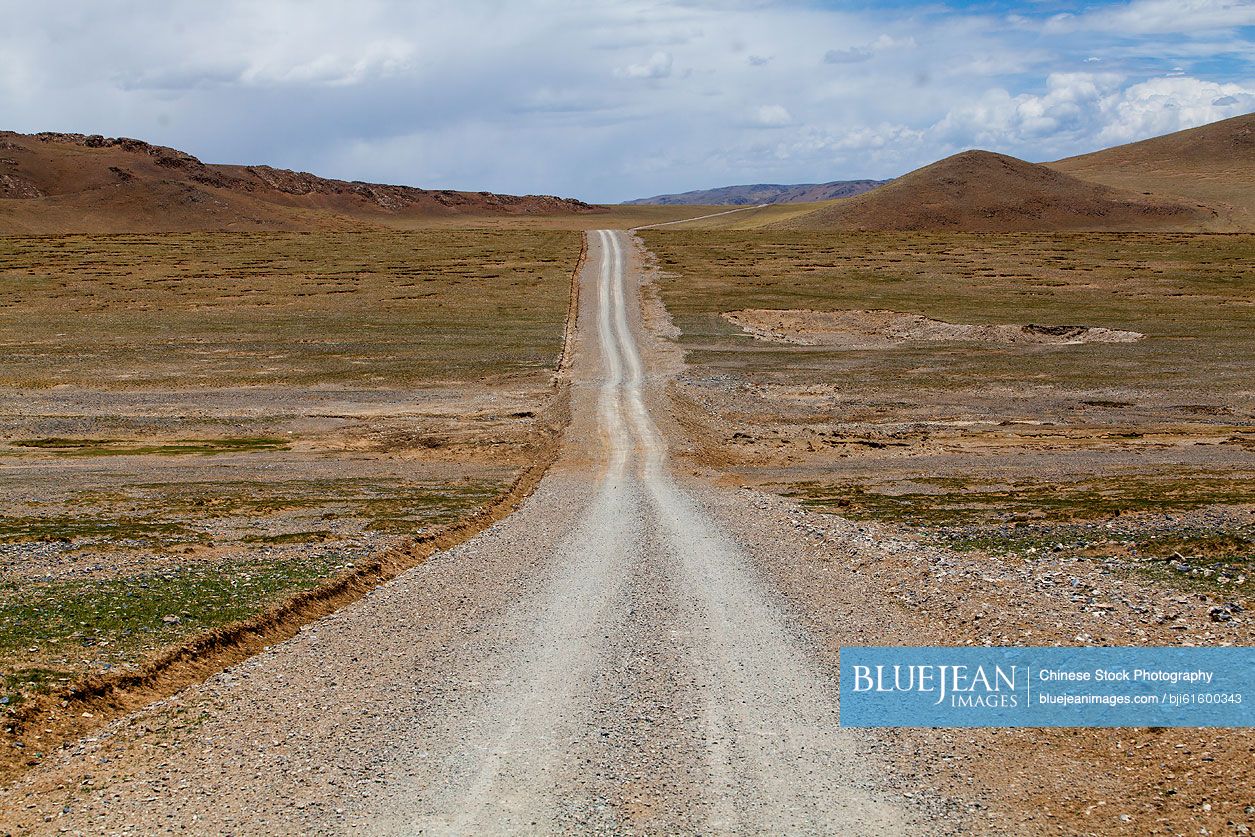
top-left (355, 484), bottom-right (502, 532)
top-left (240, 530), bottom-right (333, 545)
top-left (933, 521), bottom-right (1252, 598)
top-left (0, 515), bottom-right (195, 544)
top-left (130, 477), bottom-right (505, 528)
top-left (1137, 532), bottom-right (1252, 561)
top-left (0, 556), bottom-right (340, 663)
top-left (0, 667), bottom-right (71, 709)
top-left (0, 229), bottom-right (579, 389)
top-left (642, 230), bottom-right (1255, 399)
top-left (11, 437), bottom-right (289, 456)
top-left (785, 475), bottom-right (1255, 527)
top-left (1, 478), bottom-right (507, 544)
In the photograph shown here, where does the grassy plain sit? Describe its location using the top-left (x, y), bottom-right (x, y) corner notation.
top-left (0, 230), bottom-right (576, 388)
top-left (642, 229), bottom-right (1255, 597)
top-left (0, 229), bottom-right (579, 708)
top-left (381, 202), bottom-right (813, 231)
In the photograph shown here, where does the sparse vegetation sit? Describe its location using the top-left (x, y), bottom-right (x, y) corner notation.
top-left (0, 230), bottom-right (578, 388)
top-left (0, 556), bottom-right (342, 696)
top-left (644, 230), bottom-right (1254, 397)
top-left (11, 437), bottom-right (289, 456)
top-left (645, 229), bottom-right (1255, 598)
top-left (0, 514), bottom-right (195, 545)
top-left (785, 474), bottom-right (1255, 527)
top-left (0, 228), bottom-right (579, 708)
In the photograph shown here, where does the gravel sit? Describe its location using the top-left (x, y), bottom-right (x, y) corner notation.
top-left (0, 230), bottom-right (934, 835)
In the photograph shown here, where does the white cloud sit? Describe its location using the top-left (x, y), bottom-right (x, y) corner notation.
top-left (240, 39), bottom-right (415, 87)
top-left (1019, 72), bottom-right (1124, 136)
top-left (933, 72), bottom-right (1254, 158)
top-left (935, 73), bottom-right (1121, 144)
top-left (824, 33), bottom-right (916, 64)
top-left (615, 51), bottom-right (673, 79)
top-left (1043, 0), bottom-right (1255, 35)
top-left (753, 104), bottom-right (793, 127)
top-left (828, 123), bottom-right (928, 152)
top-left (871, 34), bottom-right (917, 51)
top-left (1095, 76), bottom-right (1255, 143)
top-left (824, 47), bottom-right (872, 64)
top-left (0, 0), bottom-right (1248, 201)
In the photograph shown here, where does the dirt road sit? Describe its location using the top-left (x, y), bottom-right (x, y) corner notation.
top-left (1, 231), bottom-right (921, 834)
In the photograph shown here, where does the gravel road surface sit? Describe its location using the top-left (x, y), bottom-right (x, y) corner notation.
top-left (1, 230), bottom-right (922, 835)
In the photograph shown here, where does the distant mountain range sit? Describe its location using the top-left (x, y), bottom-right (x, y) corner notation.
top-left (3, 112), bottom-right (1249, 234)
top-left (623, 179), bottom-right (888, 206)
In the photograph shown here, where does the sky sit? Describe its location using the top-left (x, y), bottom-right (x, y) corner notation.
top-left (0, 0), bottom-right (1251, 203)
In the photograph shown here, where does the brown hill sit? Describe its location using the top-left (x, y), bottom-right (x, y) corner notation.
top-left (1048, 112), bottom-right (1254, 229)
top-left (0, 131), bottom-right (593, 233)
top-left (776, 150), bottom-right (1217, 232)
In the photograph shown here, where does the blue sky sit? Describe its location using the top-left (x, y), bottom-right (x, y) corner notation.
top-left (0, 0), bottom-right (1251, 202)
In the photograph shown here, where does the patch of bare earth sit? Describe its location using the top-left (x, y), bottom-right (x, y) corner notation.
top-left (724, 308), bottom-right (1144, 347)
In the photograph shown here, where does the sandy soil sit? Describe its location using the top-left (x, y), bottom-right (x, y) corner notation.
top-left (724, 308), bottom-right (1144, 347)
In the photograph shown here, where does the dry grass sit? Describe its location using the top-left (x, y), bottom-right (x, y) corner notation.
top-left (0, 229), bottom-right (580, 711)
top-left (378, 203), bottom-right (775, 231)
top-left (643, 228), bottom-right (1255, 595)
top-left (1049, 113), bottom-right (1255, 229)
top-left (645, 229), bottom-right (1253, 397)
top-left (0, 230), bottom-right (578, 388)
